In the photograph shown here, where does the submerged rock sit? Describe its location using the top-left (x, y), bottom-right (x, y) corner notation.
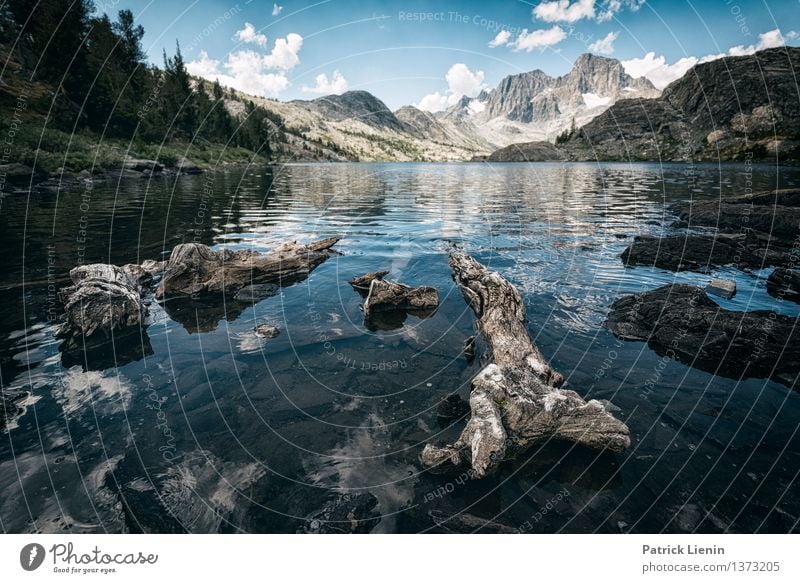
top-left (605, 284), bottom-right (800, 388)
top-left (767, 268), bottom-right (800, 303)
top-left (436, 394), bottom-right (470, 420)
top-left (621, 233), bottom-right (786, 271)
top-left (254, 323), bottom-right (280, 338)
top-left (706, 278), bottom-right (736, 299)
top-left (300, 492), bottom-right (381, 534)
top-left (234, 283), bottom-right (279, 303)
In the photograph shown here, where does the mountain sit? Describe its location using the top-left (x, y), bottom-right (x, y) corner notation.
top-left (292, 90), bottom-right (406, 132)
top-left (439, 53), bottom-right (660, 147)
top-left (485, 47), bottom-right (800, 162)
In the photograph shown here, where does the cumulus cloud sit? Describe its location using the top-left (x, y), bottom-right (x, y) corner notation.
top-left (417, 63), bottom-right (486, 112)
top-left (302, 70), bottom-right (349, 94)
top-left (511, 26), bottom-right (567, 51)
top-left (186, 33), bottom-right (304, 98)
top-left (235, 22), bottom-right (266, 47)
top-left (263, 33), bottom-right (303, 70)
top-left (622, 28), bottom-right (794, 90)
top-left (588, 30), bottom-right (619, 54)
top-left (596, 0), bottom-right (645, 23)
top-left (534, 0), bottom-right (595, 23)
top-left (272, 3), bottom-right (283, 16)
top-left (488, 30), bottom-right (512, 48)
top-left (728, 28), bottom-right (787, 56)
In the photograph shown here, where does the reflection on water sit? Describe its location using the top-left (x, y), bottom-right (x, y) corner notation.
top-left (1, 162), bottom-right (799, 533)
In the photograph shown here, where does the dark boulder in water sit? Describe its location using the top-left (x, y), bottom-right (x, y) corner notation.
top-left (605, 283), bottom-right (800, 388)
top-left (767, 268), bottom-right (800, 303)
top-left (300, 492), bottom-right (381, 534)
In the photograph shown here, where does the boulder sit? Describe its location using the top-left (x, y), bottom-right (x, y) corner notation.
top-left (605, 283), bottom-right (800, 388)
top-left (706, 278), bottom-right (736, 299)
top-left (767, 268), bottom-right (800, 303)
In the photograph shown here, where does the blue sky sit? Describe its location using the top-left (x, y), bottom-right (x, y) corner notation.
top-left (102, 0), bottom-right (800, 110)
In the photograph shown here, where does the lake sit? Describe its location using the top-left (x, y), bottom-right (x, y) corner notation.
top-left (1, 162), bottom-right (799, 533)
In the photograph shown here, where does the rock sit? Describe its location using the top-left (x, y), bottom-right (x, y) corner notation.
top-left (436, 394), bottom-right (470, 420)
top-left (620, 233), bottom-right (788, 271)
top-left (676, 201), bottom-right (800, 243)
top-left (0, 388), bottom-right (29, 433)
top-left (605, 284), bottom-right (800, 388)
top-left (421, 251), bottom-right (630, 479)
top-left (234, 283), bottom-right (279, 302)
top-left (122, 158), bottom-right (163, 173)
top-left (767, 268), bottom-right (800, 303)
top-left (57, 263), bottom-right (149, 349)
top-left (348, 270), bottom-right (389, 295)
top-left (177, 157), bottom-right (203, 174)
top-left (300, 492), bottom-right (381, 534)
top-left (254, 324), bottom-right (280, 338)
top-left (155, 237), bottom-right (339, 299)
top-left (706, 278), bottom-right (736, 299)
top-left (486, 141), bottom-right (565, 162)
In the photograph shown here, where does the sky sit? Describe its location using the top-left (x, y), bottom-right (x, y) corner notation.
top-left (101, 0), bottom-right (800, 110)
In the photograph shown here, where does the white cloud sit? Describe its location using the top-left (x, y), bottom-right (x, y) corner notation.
top-left (728, 28), bottom-right (786, 56)
top-left (272, 3), bottom-right (283, 16)
top-left (534, 0), bottom-right (595, 23)
top-left (417, 63), bottom-right (487, 112)
top-left (511, 26), bottom-right (567, 51)
top-left (488, 30), bottom-right (512, 48)
top-left (621, 52), bottom-right (697, 89)
top-left (445, 63), bottom-right (485, 99)
top-left (235, 22), bottom-right (267, 47)
top-left (589, 31), bottom-right (619, 54)
top-left (186, 50), bottom-right (220, 77)
top-left (263, 32), bottom-right (303, 70)
top-left (302, 70), bottom-right (349, 94)
top-left (621, 28), bottom-right (794, 90)
top-left (596, 0), bottom-right (645, 23)
top-left (417, 92), bottom-right (450, 113)
top-left (786, 31), bottom-right (799, 40)
top-left (187, 49), bottom-right (292, 97)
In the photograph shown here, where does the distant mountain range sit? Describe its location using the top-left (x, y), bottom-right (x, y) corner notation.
top-left (486, 47), bottom-right (800, 163)
top-left (228, 47), bottom-right (798, 163)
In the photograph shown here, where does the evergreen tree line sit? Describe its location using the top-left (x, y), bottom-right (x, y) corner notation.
top-left (0, 0), bottom-right (273, 157)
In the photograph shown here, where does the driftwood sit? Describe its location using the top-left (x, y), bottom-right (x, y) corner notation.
top-left (349, 270), bottom-right (389, 295)
top-left (57, 263), bottom-right (150, 349)
top-left (156, 237), bottom-right (340, 299)
top-left (421, 252), bottom-right (630, 478)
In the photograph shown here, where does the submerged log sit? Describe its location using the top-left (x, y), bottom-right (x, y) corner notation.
top-left (57, 263), bottom-right (149, 349)
top-left (605, 283), bottom-right (800, 388)
top-left (155, 237), bottom-right (340, 299)
top-left (421, 251), bottom-right (630, 478)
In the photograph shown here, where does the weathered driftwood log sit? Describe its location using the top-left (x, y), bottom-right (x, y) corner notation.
top-left (605, 283), bottom-right (800, 388)
top-left (349, 270), bottom-right (389, 295)
top-left (155, 237), bottom-right (339, 299)
top-left (421, 252), bottom-right (630, 478)
top-left (362, 279), bottom-right (439, 317)
top-left (360, 278), bottom-right (439, 330)
top-left (57, 263), bottom-right (150, 349)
